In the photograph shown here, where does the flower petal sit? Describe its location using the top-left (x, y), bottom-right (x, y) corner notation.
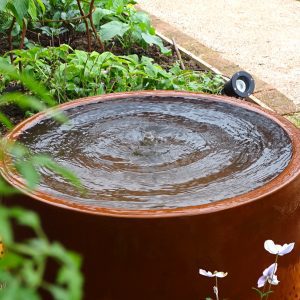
top-left (268, 274), bottom-right (280, 286)
top-left (264, 240), bottom-right (277, 254)
top-left (263, 263), bottom-right (278, 277)
top-left (199, 269), bottom-right (214, 277)
top-left (257, 275), bottom-right (267, 288)
top-left (278, 243), bottom-right (295, 256)
top-left (215, 271), bottom-right (228, 278)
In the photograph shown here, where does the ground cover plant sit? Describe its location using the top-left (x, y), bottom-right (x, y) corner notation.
top-left (1, 45), bottom-right (223, 104)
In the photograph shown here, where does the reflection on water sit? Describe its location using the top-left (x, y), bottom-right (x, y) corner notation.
top-left (18, 96), bottom-right (292, 210)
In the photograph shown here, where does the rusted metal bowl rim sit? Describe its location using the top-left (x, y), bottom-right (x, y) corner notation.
top-left (1, 90), bottom-right (300, 218)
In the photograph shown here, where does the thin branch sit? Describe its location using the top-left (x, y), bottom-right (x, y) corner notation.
top-left (172, 37), bottom-right (185, 70)
top-left (89, 0), bottom-right (104, 51)
top-left (7, 17), bottom-right (16, 64)
top-left (19, 19), bottom-right (27, 49)
top-left (19, 19), bottom-right (27, 76)
top-left (38, 7), bottom-right (94, 24)
top-left (77, 0), bottom-right (91, 51)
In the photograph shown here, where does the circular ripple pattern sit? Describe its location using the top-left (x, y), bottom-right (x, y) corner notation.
top-left (18, 96), bottom-right (292, 210)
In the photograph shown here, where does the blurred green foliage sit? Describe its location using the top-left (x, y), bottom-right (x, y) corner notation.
top-left (0, 61), bottom-right (84, 299)
top-left (0, 205), bottom-right (83, 300)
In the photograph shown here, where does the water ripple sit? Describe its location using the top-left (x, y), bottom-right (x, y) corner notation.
top-left (18, 96), bottom-right (292, 210)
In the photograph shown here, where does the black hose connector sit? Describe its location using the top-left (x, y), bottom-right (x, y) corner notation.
top-left (222, 71), bottom-right (255, 98)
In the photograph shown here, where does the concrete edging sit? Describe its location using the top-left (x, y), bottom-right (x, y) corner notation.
top-left (140, 8), bottom-right (297, 115)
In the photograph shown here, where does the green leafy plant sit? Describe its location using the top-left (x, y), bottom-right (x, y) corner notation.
top-left (37, 0), bottom-right (90, 46)
top-left (94, 0), bottom-right (170, 54)
top-left (0, 205), bottom-right (83, 300)
top-left (0, 0), bottom-right (45, 55)
top-left (3, 45), bottom-right (223, 104)
top-left (0, 0), bottom-right (45, 25)
top-left (31, 0), bottom-right (168, 53)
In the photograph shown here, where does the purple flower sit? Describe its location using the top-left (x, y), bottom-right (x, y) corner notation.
top-left (257, 263), bottom-right (279, 288)
top-left (264, 240), bottom-right (295, 256)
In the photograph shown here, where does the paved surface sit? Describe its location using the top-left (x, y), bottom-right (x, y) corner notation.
top-left (138, 0), bottom-right (300, 106)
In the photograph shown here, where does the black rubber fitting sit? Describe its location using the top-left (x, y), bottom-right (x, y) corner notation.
top-left (222, 71), bottom-right (255, 98)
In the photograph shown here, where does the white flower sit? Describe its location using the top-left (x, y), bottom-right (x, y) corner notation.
top-left (257, 263), bottom-right (279, 288)
top-left (199, 269), bottom-right (228, 278)
top-left (264, 240), bottom-right (295, 256)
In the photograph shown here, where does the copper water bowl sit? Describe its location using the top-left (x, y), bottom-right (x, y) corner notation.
top-left (1, 91), bottom-right (300, 300)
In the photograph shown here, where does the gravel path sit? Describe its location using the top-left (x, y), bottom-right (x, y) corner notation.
top-left (139, 0), bottom-right (300, 105)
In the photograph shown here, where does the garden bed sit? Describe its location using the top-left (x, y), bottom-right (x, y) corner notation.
top-left (1, 31), bottom-right (203, 71)
top-left (0, 0), bottom-right (230, 137)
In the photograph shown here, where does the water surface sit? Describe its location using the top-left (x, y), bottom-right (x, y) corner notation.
top-left (18, 96), bottom-right (292, 210)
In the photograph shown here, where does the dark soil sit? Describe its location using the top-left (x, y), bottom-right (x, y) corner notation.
top-left (0, 30), bottom-right (206, 135)
top-left (24, 31), bottom-right (204, 71)
top-left (0, 104), bottom-right (26, 135)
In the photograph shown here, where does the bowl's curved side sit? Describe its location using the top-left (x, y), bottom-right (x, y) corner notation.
top-left (1, 91), bottom-right (300, 300)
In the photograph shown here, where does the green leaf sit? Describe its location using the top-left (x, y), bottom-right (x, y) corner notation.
top-left (15, 161), bottom-right (40, 189)
top-left (0, 251), bottom-right (24, 269)
top-left (99, 21), bottom-right (130, 41)
top-left (0, 208), bottom-right (13, 244)
top-left (28, 0), bottom-right (37, 20)
top-left (31, 155), bottom-right (83, 191)
top-left (0, 0), bottom-right (9, 10)
top-left (108, 0), bottom-right (124, 14)
top-left (61, 12), bottom-right (67, 20)
top-left (0, 179), bottom-right (16, 196)
top-left (12, 208), bottom-right (41, 229)
top-left (6, 141), bottom-right (28, 159)
top-left (28, 238), bottom-right (49, 253)
top-left (0, 91), bottom-right (66, 123)
top-left (34, 0), bottom-right (45, 13)
top-left (57, 266), bottom-right (83, 300)
top-left (21, 260), bottom-right (41, 287)
top-left (92, 8), bottom-right (113, 25)
top-left (11, 21), bottom-right (21, 36)
top-left (141, 32), bottom-right (171, 55)
top-left (45, 285), bottom-right (69, 300)
top-left (11, 0), bottom-right (29, 24)
top-left (0, 62), bottom-right (56, 107)
top-left (132, 11), bottom-right (151, 27)
top-left (0, 112), bottom-right (12, 129)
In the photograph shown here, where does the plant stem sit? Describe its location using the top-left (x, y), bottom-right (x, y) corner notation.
top-left (88, 0), bottom-right (104, 51)
top-left (215, 277), bottom-right (219, 300)
top-left (76, 0), bottom-right (91, 51)
top-left (18, 18), bottom-right (27, 76)
top-left (7, 16), bottom-right (16, 64)
top-left (261, 283), bottom-right (267, 299)
top-left (19, 19), bottom-right (27, 49)
top-left (172, 37), bottom-right (185, 70)
top-left (265, 255), bottom-right (279, 300)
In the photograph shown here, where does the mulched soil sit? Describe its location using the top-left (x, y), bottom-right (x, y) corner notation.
top-left (24, 31), bottom-right (205, 71)
top-left (0, 30), bottom-right (206, 135)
